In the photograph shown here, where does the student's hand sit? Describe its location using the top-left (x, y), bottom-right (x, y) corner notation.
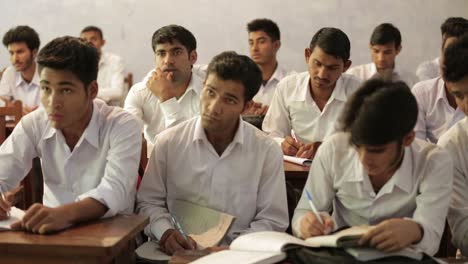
top-left (147, 68), bottom-right (176, 102)
top-left (160, 228), bottom-right (197, 255)
top-left (358, 218), bottom-right (423, 252)
top-left (10, 203), bottom-right (74, 234)
top-left (0, 192), bottom-right (12, 221)
top-left (296, 142), bottom-right (322, 159)
top-left (282, 136), bottom-right (304, 156)
top-left (242, 101), bottom-right (268, 115)
top-left (299, 212), bottom-right (334, 239)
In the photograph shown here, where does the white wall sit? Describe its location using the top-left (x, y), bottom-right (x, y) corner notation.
top-left (0, 0), bottom-right (466, 82)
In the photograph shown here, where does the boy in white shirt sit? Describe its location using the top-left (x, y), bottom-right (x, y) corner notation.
top-left (137, 51), bottom-right (288, 255)
top-left (0, 36), bottom-right (142, 234)
top-left (293, 79), bottom-right (452, 255)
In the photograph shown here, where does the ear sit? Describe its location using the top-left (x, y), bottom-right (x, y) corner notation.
top-left (87, 80), bottom-right (98, 100)
top-left (396, 45), bottom-right (402, 55)
top-left (189, 50), bottom-right (198, 65)
top-left (273, 40), bottom-right (281, 52)
top-left (343, 60), bottom-right (352, 72)
top-left (403, 131), bottom-right (415, 146)
top-left (304, 48), bottom-right (311, 64)
top-left (102, 39), bottom-right (106, 47)
top-left (32, 48), bottom-right (38, 58)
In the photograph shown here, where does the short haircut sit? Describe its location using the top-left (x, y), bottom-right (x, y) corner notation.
top-left (370, 23), bottom-right (401, 48)
top-left (2, 25), bottom-right (40, 51)
top-left (441, 17), bottom-right (468, 36)
top-left (247, 18), bottom-right (280, 41)
top-left (80, 25), bottom-right (104, 39)
top-left (205, 51), bottom-right (262, 103)
top-left (151, 25), bottom-right (196, 54)
top-left (309, 27), bottom-right (350, 62)
top-left (443, 33), bottom-right (468, 83)
top-left (340, 79), bottom-right (417, 146)
top-left (37, 36), bottom-right (99, 88)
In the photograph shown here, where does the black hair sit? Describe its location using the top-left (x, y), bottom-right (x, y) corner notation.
top-left (440, 17), bottom-right (468, 47)
top-left (151, 25), bottom-right (196, 54)
top-left (370, 23), bottom-right (401, 48)
top-left (80, 25), bottom-right (104, 39)
top-left (443, 33), bottom-right (468, 82)
top-left (340, 79), bottom-right (417, 146)
top-left (2, 25), bottom-right (40, 51)
top-left (247, 18), bottom-right (280, 41)
top-left (206, 51), bottom-right (262, 103)
top-left (309, 27), bottom-right (350, 61)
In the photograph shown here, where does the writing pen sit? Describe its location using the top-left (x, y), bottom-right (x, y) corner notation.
top-left (170, 214), bottom-right (188, 240)
top-left (305, 190), bottom-right (323, 225)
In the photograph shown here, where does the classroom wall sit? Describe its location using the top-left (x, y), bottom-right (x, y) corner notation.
top-left (0, 0), bottom-right (467, 83)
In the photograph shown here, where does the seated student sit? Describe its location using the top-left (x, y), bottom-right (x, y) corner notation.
top-left (412, 20), bottom-right (468, 143)
top-left (416, 17), bottom-right (468, 81)
top-left (137, 51), bottom-right (288, 255)
top-left (347, 23), bottom-right (418, 88)
top-left (292, 79), bottom-right (453, 255)
top-left (124, 25), bottom-right (202, 146)
top-left (438, 34), bottom-right (468, 256)
top-left (0, 36), bottom-right (142, 233)
top-left (263, 27), bottom-right (361, 159)
top-left (0, 25), bottom-right (41, 114)
top-left (80, 26), bottom-right (126, 107)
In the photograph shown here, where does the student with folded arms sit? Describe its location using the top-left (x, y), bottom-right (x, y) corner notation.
top-left (293, 79), bottom-right (453, 255)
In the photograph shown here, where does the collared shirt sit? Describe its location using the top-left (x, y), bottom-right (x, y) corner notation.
top-left (416, 57), bottom-right (440, 81)
top-left (293, 132), bottom-right (453, 255)
top-left (137, 116), bottom-right (289, 244)
top-left (0, 99), bottom-right (142, 217)
top-left (347, 62), bottom-right (418, 88)
top-left (262, 72), bottom-right (361, 144)
top-left (124, 72), bottom-right (202, 144)
top-left (412, 77), bottom-right (465, 143)
top-left (253, 65), bottom-right (293, 106)
top-left (438, 117), bottom-right (468, 256)
top-left (0, 65), bottom-right (40, 108)
top-left (97, 51), bottom-right (126, 107)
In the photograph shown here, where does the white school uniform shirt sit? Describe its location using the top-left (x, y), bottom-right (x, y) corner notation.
top-left (0, 64), bottom-right (40, 108)
top-left (124, 72), bottom-right (202, 144)
top-left (0, 99), bottom-right (143, 217)
top-left (416, 57), bottom-right (440, 81)
top-left (252, 65), bottom-right (293, 106)
top-left (293, 132), bottom-right (453, 255)
top-left (347, 62), bottom-right (418, 88)
top-left (412, 77), bottom-right (465, 143)
top-left (96, 51), bottom-right (126, 107)
top-left (262, 72), bottom-right (361, 144)
top-left (438, 117), bottom-right (468, 256)
top-left (136, 116), bottom-right (289, 244)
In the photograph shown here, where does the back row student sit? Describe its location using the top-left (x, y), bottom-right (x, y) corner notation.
top-left (293, 79), bottom-right (452, 255)
top-left (0, 36), bottom-right (142, 233)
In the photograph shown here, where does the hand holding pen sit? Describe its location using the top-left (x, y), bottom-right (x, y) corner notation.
top-left (0, 191), bottom-right (11, 220)
top-left (298, 190), bottom-right (335, 238)
top-left (160, 214), bottom-right (197, 255)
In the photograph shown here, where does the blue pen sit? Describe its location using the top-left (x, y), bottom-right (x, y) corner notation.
top-left (170, 214), bottom-right (188, 240)
top-left (305, 190), bottom-right (324, 225)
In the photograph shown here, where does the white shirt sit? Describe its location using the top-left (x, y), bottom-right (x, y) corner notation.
top-left (0, 99), bottom-right (143, 217)
top-left (347, 62), bottom-right (418, 88)
top-left (293, 132), bottom-right (453, 255)
top-left (253, 65), bottom-right (292, 106)
top-left (262, 72), bottom-right (361, 144)
top-left (438, 117), bottom-right (468, 256)
top-left (97, 51), bottom-right (126, 107)
top-left (416, 57), bottom-right (440, 81)
top-left (124, 73), bottom-right (202, 144)
top-left (412, 77), bottom-right (465, 143)
top-left (0, 65), bottom-right (40, 108)
top-left (137, 117), bottom-right (289, 244)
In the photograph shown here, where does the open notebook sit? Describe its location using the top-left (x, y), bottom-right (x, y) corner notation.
top-left (283, 155), bottom-right (312, 166)
top-left (192, 227), bottom-right (423, 264)
top-left (0, 207), bottom-right (25, 230)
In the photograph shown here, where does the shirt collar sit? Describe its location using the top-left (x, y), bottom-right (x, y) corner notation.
top-left (369, 63), bottom-right (402, 79)
top-left (435, 77), bottom-right (448, 103)
top-left (269, 65), bottom-right (286, 83)
top-left (193, 116), bottom-right (245, 146)
top-left (295, 73), bottom-right (347, 103)
top-left (15, 64), bottom-right (40, 87)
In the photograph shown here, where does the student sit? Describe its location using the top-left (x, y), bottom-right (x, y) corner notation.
top-left (438, 34), bottom-right (468, 256)
top-left (124, 25), bottom-right (202, 146)
top-left (0, 36), bottom-right (142, 233)
top-left (80, 26), bottom-right (126, 107)
top-left (137, 51), bottom-right (288, 255)
top-left (0, 25), bottom-right (41, 114)
top-left (263, 27), bottom-right (361, 159)
top-left (245, 18), bottom-right (291, 115)
top-left (292, 79), bottom-right (452, 255)
top-left (347, 23), bottom-right (417, 88)
top-left (412, 21), bottom-right (468, 143)
top-left (416, 17), bottom-right (468, 81)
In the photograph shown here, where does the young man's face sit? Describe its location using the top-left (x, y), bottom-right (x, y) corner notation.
top-left (80, 31), bottom-right (105, 52)
top-left (369, 42), bottom-right (401, 71)
top-left (40, 67), bottom-right (96, 131)
top-left (446, 75), bottom-right (468, 115)
top-left (201, 73), bottom-right (248, 135)
top-left (248, 31), bottom-right (280, 66)
top-left (8, 42), bottom-right (36, 72)
top-left (154, 40), bottom-right (197, 85)
top-left (305, 46), bottom-right (350, 90)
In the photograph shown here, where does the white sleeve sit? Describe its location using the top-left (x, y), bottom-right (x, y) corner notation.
top-left (97, 56), bottom-right (126, 103)
top-left (262, 79), bottom-right (292, 144)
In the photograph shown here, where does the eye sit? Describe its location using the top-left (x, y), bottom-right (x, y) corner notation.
top-left (41, 86), bottom-right (50, 93)
top-left (206, 89), bottom-right (215, 96)
top-left (226, 98), bottom-right (237, 105)
top-left (63, 88), bottom-right (72, 94)
top-left (156, 51), bottom-right (166, 57)
top-left (173, 49), bottom-right (183, 56)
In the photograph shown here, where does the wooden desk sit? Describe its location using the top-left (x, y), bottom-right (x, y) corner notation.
top-left (0, 214), bottom-right (149, 264)
top-left (284, 161), bottom-right (309, 190)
